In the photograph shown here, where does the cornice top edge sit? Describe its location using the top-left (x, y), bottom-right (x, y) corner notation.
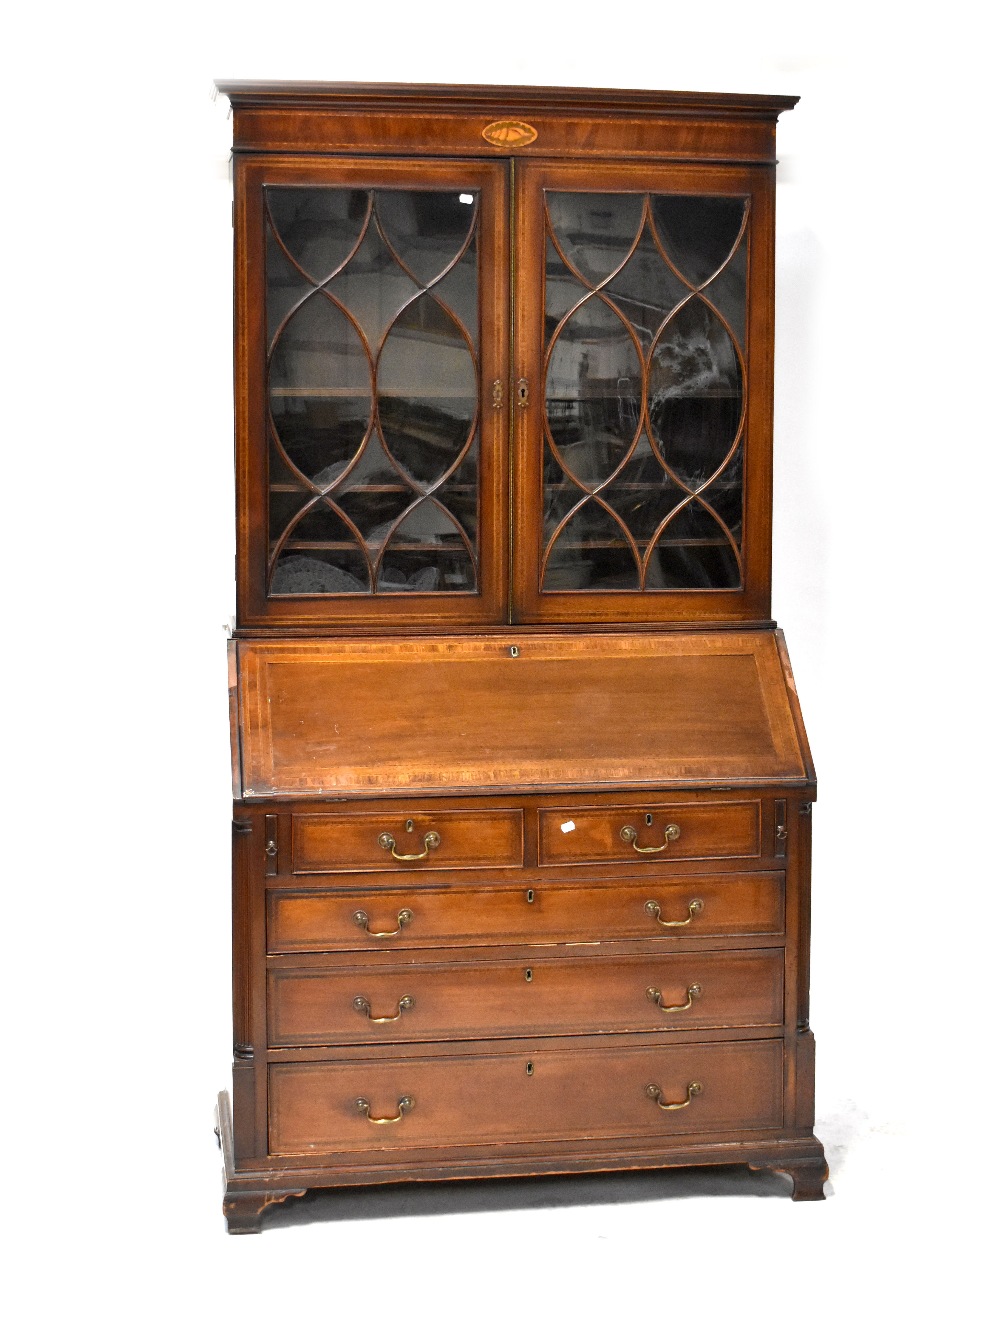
top-left (214, 80), bottom-right (800, 118)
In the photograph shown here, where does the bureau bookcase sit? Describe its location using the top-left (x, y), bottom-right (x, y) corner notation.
top-left (215, 82), bottom-right (827, 1233)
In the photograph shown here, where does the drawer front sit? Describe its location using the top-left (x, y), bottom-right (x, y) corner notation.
top-left (267, 949), bottom-right (784, 1046)
top-left (268, 1039), bottom-right (783, 1155)
top-left (538, 801), bottom-right (761, 867)
top-left (291, 809), bottom-right (524, 874)
top-left (267, 872), bottom-right (784, 953)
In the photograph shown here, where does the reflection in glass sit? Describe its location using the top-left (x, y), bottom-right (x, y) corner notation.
top-left (265, 185), bottom-right (481, 597)
top-left (602, 435), bottom-right (687, 545)
top-left (541, 189), bottom-right (748, 593)
top-left (378, 293), bottom-right (476, 488)
top-left (269, 294), bottom-right (371, 486)
top-left (545, 298), bottom-right (641, 487)
top-left (649, 298), bottom-right (742, 488)
top-left (606, 229), bottom-right (687, 350)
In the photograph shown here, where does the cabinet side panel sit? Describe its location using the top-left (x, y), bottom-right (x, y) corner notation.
top-left (231, 812), bottom-right (257, 1161)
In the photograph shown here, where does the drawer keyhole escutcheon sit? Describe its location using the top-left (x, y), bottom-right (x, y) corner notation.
top-left (353, 994), bottom-right (415, 1023)
top-left (526, 1062), bottom-right (534, 1076)
top-left (378, 830), bottom-right (440, 861)
top-left (353, 908), bottom-right (413, 938)
top-left (646, 1082), bottom-right (702, 1111)
top-left (621, 823), bottom-right (680, 854)
top-left (647, 982), bottom-right (702, 1013)
top-left (526, 889), bottom-right (535, 903)
top-left (646, 898), bottom-right (703, 929)
top-left (525, 969), bottom-right (533, 982)
top-left (356, 1095), bottom-right (414, 1125)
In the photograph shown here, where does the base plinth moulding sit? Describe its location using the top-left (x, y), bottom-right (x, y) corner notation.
top-left (217, 1091), bottom-right (828, 1231)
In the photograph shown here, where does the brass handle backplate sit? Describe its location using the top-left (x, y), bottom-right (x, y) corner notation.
top-left (647, 983), bottom-right (702, 1013)
top-left (352, 908), bottom-right (413, 938)
top-left (620, 823), bottom-right (680, 854)
top-left (356, 1095), bottom-right (414, 1124)
top-left (646, 1081), bottom-right (702, 1111)
top-left (378, 830), bottom-right (441, 861)
top-left (645, 898), bottom-right (703, 929)
top-left (353, 994), bottom-right (415, 1023)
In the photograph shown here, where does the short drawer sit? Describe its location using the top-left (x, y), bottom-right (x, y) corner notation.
top-left (267, 872), bottom-right (785, 953)
top-left (267, 948), bottom-right (784, 1046)
top-left (291, 809), bottom-right (524, 874)
top-left (538, 801), bottom-right (761, 867)
top-left (268, 1038), bottom-right (784, 1155)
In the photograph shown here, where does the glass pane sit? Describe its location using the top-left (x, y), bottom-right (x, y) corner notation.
top-left (378, 293), bottom-right (477, 488)
top-left (546, 193), bottom-right (644, 285)
top-left (649, 299), bottom-right (742, 488)
top-left (378, 503), bottom-right (475, 593)
top-left (545, 237), bottom-right (588, 334)
top-left (602, 435), bottom-right (687, 547)
top-left (605, 229), bottom-right (688, 350)
top-left (266, 228), bottom-right (311, 347)
top-left (434, 248), bottom-right (478, 343)
top-left (268, 441), bottom-right (311, 545)
top-left (646, 501), bottom-right (739, 590)
top-left (269, 293), bottom-right (371, 486)
top-left (271, 501), bottom-right (371, 595)
top-left (544, 501), bottom-right (640, 591)
top-left (703, 448), bottom-right (744, 540)
top-left (264, 184), bottom-right (482, 598)
top-left (435, 440), bottom-right (479, 547)
top-left (376, 190), bottom-right (477, 286)
top-left (334, 438), bottom-right (416, 550)
top-left (326, 221), bottom-right (420, 350)
top-left (703, 231), bottom-right (747, 350)
top-left (545, 298), bottom-right (641, 486)
top-left (267, 187), bottom-right (369, 284)
top-left (651, 196), bottom-right (746, 288)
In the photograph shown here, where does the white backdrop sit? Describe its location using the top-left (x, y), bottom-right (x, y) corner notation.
top-left (5, 3), bottom-right (996, 1323)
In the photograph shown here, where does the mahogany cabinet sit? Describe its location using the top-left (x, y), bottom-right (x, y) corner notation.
top-left (215, 82), bottom-right (827, 1233)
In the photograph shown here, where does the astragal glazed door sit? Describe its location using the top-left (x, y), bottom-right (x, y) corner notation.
top-left (512, 160), bottom-right (776, 625)
top-left (234, 157), bottom-right (510, 628)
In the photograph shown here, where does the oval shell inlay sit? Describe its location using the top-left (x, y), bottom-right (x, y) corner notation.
top-left (482, 119), bottom-right (538, 148)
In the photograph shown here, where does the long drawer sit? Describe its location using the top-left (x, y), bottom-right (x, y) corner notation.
top-left (267, 949), bottom-right (784, 1046)
top-left (268, 1038), bottom-right (784, 1156)
top-left (267, 872), bottom-right (784, 953)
